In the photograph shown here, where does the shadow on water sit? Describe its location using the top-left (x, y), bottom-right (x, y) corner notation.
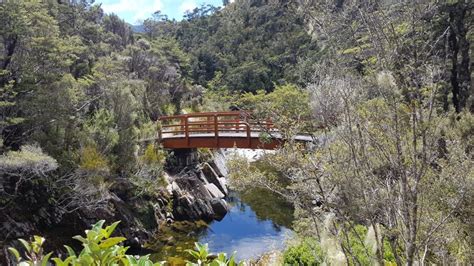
top-left (148, 188), bottom-right (294, 263)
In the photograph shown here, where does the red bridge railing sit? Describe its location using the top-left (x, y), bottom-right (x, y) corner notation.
top-left (158, 111), bottom-right (277, 149)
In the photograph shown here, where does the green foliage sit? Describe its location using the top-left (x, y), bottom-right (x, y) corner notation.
top-left (236, 84), bottom-right (312, 136)
top-left (135, 143), bottom-right (167, 190)
top-left (80, 145), bottom-right (110, 173)
top-left (8, 235), bottom-right (53, 266)
top-left (185, 242), bottom-right (242, 266)
top-left (0, 145), bottom-right (58, 174)
top-left (62, 220), bottom-right (130, 265)
top-left (166, 1), bottom-right (320, 92)
top-left (9, 221), bottom-right (164, 266)
top-left (8, 221), bottom-right (244, 266)
top-left (201, 86), bottom-right (238, 112)
top-left (140, 144), bottom-right (166, 166)
top-left (283, 238), bottom-right (324, 265)
top-left (79, 145), bottom-right (110, 186)
top-left (83, 109), bottom-right (119, 154)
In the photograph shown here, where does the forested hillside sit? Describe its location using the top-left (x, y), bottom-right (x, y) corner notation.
top-left (1, 0), bottom-right (473, 265)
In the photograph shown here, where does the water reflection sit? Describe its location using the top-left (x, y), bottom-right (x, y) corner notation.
top-left (201, 192), bottom-right (293, 261)
top-left (150, 188), bottom-right (294, 263)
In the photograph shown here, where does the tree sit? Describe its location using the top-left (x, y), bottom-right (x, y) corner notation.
top-left (228, 1), bottom-right (473, 264)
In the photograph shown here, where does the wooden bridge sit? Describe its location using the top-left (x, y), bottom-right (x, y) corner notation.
top-left (158, 111), bottom-right (313, 150)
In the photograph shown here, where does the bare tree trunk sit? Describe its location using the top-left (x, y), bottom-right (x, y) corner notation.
top-left (448, 2), bottom-right (472, 113)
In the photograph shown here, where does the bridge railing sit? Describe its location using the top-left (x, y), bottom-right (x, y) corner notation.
top-left (158, 111), bottom-right (276, 143)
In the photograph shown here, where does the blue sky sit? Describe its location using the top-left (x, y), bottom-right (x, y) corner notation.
top-left (96, 0), bottom-right (227, 24)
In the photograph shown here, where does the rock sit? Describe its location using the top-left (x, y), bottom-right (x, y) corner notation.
top-left (170, 171), bottom-right (229, 221)
top-left (213, 149), bottom-right (229, 177)
top-left (205, 183), bottom-right (225, 199)
top-left (171, 181), bottom-right (181, 194)
top-left (218, 177), bottom-right (227, 189)
top-left (110, 178), bottom-right (135, 200)
top-left (210, 199), bottom-right (228, 221)
top-left (201, 163), bottom-right (228, 195)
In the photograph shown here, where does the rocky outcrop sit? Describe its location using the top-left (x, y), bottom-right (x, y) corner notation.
top-left (166, 149), bottom-right (230, 222)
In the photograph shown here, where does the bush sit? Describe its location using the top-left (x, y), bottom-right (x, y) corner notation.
top-left (283, 238), bottom-right (324, 265)
top-left (80, 145), bottom-right (110, 174)
top-left (0, 145), bottom-right (58, 175)
top-left (8, 220), bottom-right (162, 266)
top-left (8, 221), bottom-right (242, 266)
top-left (186, 242), bottom-right (242, 266)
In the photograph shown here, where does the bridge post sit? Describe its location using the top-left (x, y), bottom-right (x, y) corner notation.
top-left (184, 115), bottom-right (189, 146)
top-left (246, 123), bottom-right (251, 147)
top-left (214, 114), bottom-right (219, 147)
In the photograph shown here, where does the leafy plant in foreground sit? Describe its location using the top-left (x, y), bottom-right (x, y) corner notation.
top-left (8, 235), bottom-right (53, 266)
top-left (185, 242), bottom-right (242, 266)
top-left (9, 220), bottom-right (163, 266)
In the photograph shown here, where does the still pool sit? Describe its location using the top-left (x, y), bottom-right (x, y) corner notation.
top-left (149, 188), bottom-right (294, 263)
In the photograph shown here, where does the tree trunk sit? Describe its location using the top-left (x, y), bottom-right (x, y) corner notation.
top-left (448, 2), bottom-right (472, 113)
top-left (448, 9), bottom-right (461, 113)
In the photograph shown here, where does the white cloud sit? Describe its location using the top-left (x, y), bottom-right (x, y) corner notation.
top-left (101, 0), bottom-right (162, 23)
top-left (179, 0), bottom-right (197, 13)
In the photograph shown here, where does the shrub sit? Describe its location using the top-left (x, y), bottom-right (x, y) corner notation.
top-left (8, 221), bottom-right (242, 266)
top-left (283, 238), bottom-right (324, 265)
top-left (185, 242), bottom-right (242, 266)
top-left (80, 145), bottom-right (109, 174)
top-left (140, 144), bottom-right (166, 166)
top-left (9, 220), bottom-right (163, 266)
top-left (0, 145), bottom-right (58, 175)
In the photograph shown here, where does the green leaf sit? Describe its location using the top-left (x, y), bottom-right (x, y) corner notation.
top-left (185, 249), bottom-right (200, 259)
top-left (18, 239), bottom-right (31, 252)
top-left (33, 235), bottom-right (45, 246)
top-left (126, 255), bottom-right (138, 264)
top-left (64, 245), bottom-right (76, 257)
top-left (78, 254), bottom-right (94, 264)
top-left (105, 221), bottom-right (121, 238)
top-left (88, 242), bottom-right (100, 252)
top-left (122, 257), bottom-right (132, 266)
top-left (228, 252), bottom-right (237, 266)
top-left (7, 247), bottom-right (21, 262)
top-left (86, 228), bottom-right (100, 241)
top-left (52, 256), bottom-right (76, 266)
top-left (32, 235), bottom-right (45, 253)
top-left (51, 258), bottom-right (67, 266)
top-left (92, 220), bottom-right (106, 231)
top-left (41, 251), bottom-right (53, 266)
top-left (72, 235), bottom-right (87, 243)
top-left (99, 237), bottom-right (126, 248)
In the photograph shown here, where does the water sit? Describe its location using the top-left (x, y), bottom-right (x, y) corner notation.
top-left (149, 188), bottom-right (294, 263)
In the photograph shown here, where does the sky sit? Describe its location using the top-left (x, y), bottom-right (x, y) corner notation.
top-left (96, 0), bottom-right (226, 24)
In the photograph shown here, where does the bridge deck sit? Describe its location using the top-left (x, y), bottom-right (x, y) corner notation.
top-left (158, 111), bottom-right (313, 149)
top-left (162, 132), bottom-right (314, 141)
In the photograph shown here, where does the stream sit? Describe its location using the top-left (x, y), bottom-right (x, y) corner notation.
top-left (149, 188), bottom-right (294, 263)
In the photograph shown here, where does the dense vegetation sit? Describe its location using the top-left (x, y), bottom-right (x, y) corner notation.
top-left (8, 220), bottom-right (241, 266)
top-left (228, 1), bottom-right (473, 265)
top-left (1, 0), bottom-right (472, 265)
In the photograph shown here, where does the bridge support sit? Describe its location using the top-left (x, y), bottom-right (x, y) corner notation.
top-left (168, 148), bottom-right (199, 171)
